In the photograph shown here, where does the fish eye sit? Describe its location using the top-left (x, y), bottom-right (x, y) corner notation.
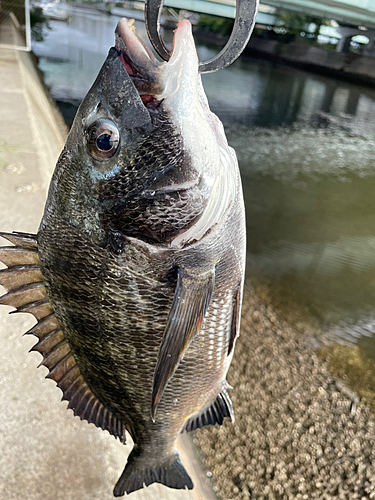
top-left (86, 119), bottom-right (120, 160)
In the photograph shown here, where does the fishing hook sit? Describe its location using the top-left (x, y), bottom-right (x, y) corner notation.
top-left (144, 0), bottom-right (259, 73)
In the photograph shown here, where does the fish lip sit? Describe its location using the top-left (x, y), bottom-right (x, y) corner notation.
top-left (114, 18), bottom-right (196, 103)
top-left (115, 18), bottom-right (163, 99)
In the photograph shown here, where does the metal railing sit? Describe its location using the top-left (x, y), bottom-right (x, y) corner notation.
top-left (0, 0), bottom-right (31, 50)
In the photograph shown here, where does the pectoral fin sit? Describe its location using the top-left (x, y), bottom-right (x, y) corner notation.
top-left (151, 267), bottom-right (215, 420)
top-left (228, 279), bottom-right (243, 356)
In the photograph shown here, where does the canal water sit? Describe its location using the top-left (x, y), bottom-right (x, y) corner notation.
top-left (32, 9), bottom-right (375, 352)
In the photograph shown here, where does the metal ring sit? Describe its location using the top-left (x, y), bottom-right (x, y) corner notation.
top-left (144, 0), bottom-right (259, 74)
top-left (144, 0), bottom-right (170, 62)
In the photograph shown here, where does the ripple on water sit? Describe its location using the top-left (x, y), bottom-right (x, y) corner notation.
top-left (232, 125), bottom-right (375, 350)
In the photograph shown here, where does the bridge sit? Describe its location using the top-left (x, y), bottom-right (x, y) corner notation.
top-left (159, 0), bottom-right (375, 56)
top-left (264, 0), bottom-right (375, 28)
top-left (161, 0), bottom-right (375, 28)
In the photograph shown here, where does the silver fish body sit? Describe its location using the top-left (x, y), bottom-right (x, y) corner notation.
top-left (0, 19), bottom-right (245, 496)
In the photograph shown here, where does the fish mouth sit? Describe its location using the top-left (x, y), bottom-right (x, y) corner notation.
top-left (115, 18), bottom-right (197, 109)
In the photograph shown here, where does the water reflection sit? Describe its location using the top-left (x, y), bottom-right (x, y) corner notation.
top-left (235, 125), bottom-right (375, 331)
top-left (202, 54), bottom-right (375, 133)
top-left (33, 10), bottom-right (152, 121)
top-left (32, 9), bottom-right (375, 345)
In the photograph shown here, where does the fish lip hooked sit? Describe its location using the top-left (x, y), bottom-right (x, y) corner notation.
top-left (114, 18), bottom-right (196, 108)
top-left (115, 18), bottom-right (163, 104)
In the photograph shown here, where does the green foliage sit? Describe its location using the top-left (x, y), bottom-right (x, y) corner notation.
top-left (276, 8), bottom-right (328, 38)
top-left (197, 14), bottom-right (234, 37)
top-left (30, 6), bottom-right (49, 42)
top-left (30, 6), bottom-right (47, 27)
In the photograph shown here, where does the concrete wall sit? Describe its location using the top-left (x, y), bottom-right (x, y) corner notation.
top-left (247, 37), bottom-right (375, 86)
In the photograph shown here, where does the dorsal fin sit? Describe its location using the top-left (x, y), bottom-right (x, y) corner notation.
top-left (0, 266), bottom-right (43, 291)
top-left (0, 283), bottom-right (48, 309)
top-left (0, 231), bottom-right (38, 249)
top-left (0, 231), bottom-right (126, 443)
top-left (0, 247), bottom-right (39, 267)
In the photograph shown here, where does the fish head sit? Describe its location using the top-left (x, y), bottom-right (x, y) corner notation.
top-left (43, 19), bottom-right (238, 248)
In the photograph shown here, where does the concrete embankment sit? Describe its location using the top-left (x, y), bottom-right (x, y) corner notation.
top-left (0, 42), bottom-right (214, 500)
top-left (247, 37), bottom-right (375, 87)
top-left (195, 29), bottom-right (375, 87)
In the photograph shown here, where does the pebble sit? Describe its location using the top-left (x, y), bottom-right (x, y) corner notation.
top-left (195, 286), bottom-right (375, 500)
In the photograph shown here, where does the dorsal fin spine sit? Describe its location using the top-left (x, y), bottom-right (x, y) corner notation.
top-left (15, 296), bottom-right (50, 315)
top-left (39, 342), bottom-right (71, 370)
top-left (101, 409), bottom-right (108, 430)
top-left (117, 418), bottom-right (123, 437)
top-left (68, 383), bottom-right (88, 410)
top-left (73, 388), bottom-right (91, 415)
top-left (47, 353), bottom-right (76, 381)
top-left (0, 232), bottom-right (127, 444)
top-left (95, 404), bottom-right (104, 428)
top-left (29, 329), bottom-right (62, 353)
top-left (0, 247), bottom-right (39, 267)
top-left (88, 399), bottom-right (100, 423)
top-left (0, 264), bottom-right (40, 271)
top-left (0, 231), bottom-right (37, 249)
top-left (107, 412), bottom-right (114, 434)
top-left (64, 375), bottom-right (84, 401)
top-left (37, 338), bottom-right (68, 361)
top-left (33, 327), bottom-right (63, 348)
top-left (81, 394), bottom-right (95, 420)
top-left (24, 314), bottom-right (59, 337)
top-left (57, 364), bottom-right (80, 392)
top-left (0, 283), bottom-right (46, 308)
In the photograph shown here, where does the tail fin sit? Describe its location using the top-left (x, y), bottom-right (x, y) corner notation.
top-left (113, 449), bottom-right (193, 497)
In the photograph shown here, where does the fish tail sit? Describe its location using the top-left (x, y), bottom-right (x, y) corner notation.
top-left (113, 449), bottom-right (193, 496)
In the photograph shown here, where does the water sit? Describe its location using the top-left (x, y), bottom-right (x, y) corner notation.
top-left (32, 9), bottom-right (375, 347)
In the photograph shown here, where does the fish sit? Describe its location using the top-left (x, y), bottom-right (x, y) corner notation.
top-left (0, 18), bottom-right (246, 496)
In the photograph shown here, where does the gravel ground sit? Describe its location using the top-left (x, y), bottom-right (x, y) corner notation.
top-left (196, 285), bottom-right (375, 500)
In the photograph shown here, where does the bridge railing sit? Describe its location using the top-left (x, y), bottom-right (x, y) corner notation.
top-left (338, 0), bottom-right (375, 13)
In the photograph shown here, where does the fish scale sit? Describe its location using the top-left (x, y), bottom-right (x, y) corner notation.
top-left (38, 184), bottom-right (242, 475)
top-left (0, 19), bottom-right (246, 497)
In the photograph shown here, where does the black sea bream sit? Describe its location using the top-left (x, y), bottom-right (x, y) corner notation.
top-left (0, 19), bottom-right (246, 496)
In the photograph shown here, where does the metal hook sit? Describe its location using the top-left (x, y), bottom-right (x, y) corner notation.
top-left (144, 0), bottom-right (259, 74)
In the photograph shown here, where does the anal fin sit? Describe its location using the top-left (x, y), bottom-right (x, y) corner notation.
top-left (182, 387), bottom-right (234, 433)
top-left (0, 231), bottom-right (127, 444)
